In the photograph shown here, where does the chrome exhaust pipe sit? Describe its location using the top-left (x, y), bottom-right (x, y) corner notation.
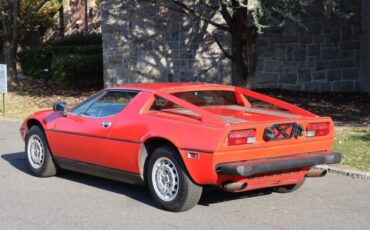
top-left (306, 168), bottom-right (327, 177)
top-left (222, 182), bottom-right (248, 191)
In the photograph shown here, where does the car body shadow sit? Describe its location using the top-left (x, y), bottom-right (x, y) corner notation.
top-left (1, 152), bottom-right (156, 208)
top-left (2, 152), bottom-right (273, 210)
top-left (1, 152), bottom-right (32, 175)
top-left (199, 187), bottom-right (273, 206)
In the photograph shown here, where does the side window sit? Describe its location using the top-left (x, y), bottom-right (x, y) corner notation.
top-left (70, 92), bottom-right (103, 115)
top-left (81, 91), bottom-right (138, 118)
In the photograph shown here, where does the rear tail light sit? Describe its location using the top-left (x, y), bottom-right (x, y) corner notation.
top-left (306, 122), bottom-right (330, 137)
top-left (228, 129), bottom-right (256, 145)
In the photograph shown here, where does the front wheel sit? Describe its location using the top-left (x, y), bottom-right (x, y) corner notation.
top-left (147, 145), bottom-right (202, 212)
top-left (25, 126), bottom-right (57, 177)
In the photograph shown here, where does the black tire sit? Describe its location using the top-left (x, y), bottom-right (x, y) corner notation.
top-left (273, 178), bottom-right (306, 193)
top-left (25, 126), bottom-right (57, 177)
top-left (147, 145), bottom-right (203, 212)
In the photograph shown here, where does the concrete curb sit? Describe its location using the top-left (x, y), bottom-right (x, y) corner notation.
top-left (314, 165), bottom-right (370, 180)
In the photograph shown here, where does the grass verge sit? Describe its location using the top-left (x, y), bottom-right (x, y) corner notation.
top-left (0, 92), bottom-right (90, 121)
top-left (334, 127), bottom-right (370, 172)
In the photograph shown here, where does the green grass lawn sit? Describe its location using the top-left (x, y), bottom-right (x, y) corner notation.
top-left (334, 127), bottom-right (370, 172)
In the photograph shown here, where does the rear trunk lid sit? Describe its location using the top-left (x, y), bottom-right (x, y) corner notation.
top-left (199, 105), bottom-right (335, 158)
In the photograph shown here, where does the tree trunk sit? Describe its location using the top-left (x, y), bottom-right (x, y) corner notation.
top-left (230, 8), bottom-right (258, 88)
top-left (230, 8), bottom-right (248, 86)
top-left (3, 41), bottom-right (18, 84)
top-left (84, 0), bottom-right (88, 33)
top-left (59, 2), bottom-right (65, 38)
top-left (1, 0), bottom-right (20, 84)
top-left (231, 30), bottom-right (248, 86)
top-left (246, 29), bottom-right (258, 89)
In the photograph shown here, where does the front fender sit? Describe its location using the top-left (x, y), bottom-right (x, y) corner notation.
top-left (20, 110), bottom-right (62, 141)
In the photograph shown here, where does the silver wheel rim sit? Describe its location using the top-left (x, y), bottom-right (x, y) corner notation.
top-left (27, 134), bottom-right (45, 169)
top-left (152, 157), bottom-right (179, 202)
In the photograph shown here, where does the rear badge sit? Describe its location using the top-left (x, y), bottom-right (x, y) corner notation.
top-left (264, 123), bottom-right (304, 141)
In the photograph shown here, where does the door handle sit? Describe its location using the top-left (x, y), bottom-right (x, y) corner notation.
top-left (102, 121), bottom-right (112, 128)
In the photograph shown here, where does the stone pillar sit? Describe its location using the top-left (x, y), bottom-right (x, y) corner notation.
top-left (101, 1), bottom-right (231, 86)
top-left (360, 0), bottom-right (370, 94)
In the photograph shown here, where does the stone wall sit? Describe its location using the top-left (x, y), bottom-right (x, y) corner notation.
top-left (101, 0), bottom-right (231, 87)
top-left (102, 1), bottom-right (362, 92)
top-left (255, 16), bottom-right (361, 92)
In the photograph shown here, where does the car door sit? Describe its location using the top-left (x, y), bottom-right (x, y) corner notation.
top-left (48, 90), bottom-right (139, 166)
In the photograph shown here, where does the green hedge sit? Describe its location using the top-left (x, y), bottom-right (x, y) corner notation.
top-left (52, 33), bottom-right (102, 46)
top-left (52, 45), bottom-right (102, 55)
top-left (51, 54), bottom-right (103, 88)
top-left (19, 46), bottom-right (53, 75)
top-left (19, 33), bottom-right (103, 88)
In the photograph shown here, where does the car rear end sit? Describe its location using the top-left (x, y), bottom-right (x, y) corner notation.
top-left (210, 115), bottom-right (340, 192)
top-left (160, 86), bottom-right (341, 192)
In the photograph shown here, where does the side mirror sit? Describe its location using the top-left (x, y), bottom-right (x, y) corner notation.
top-left (53, 102), bottom-right (67, 112)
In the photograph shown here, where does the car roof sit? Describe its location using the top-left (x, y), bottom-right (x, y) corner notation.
top-left (109, 82), bottom-right (236, 93)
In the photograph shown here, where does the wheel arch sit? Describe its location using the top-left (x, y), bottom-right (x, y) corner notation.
top-left (139, 137), bottom-right (185, 183)
top-left (27, 118), bottom-right (44, 131)
top-left (25, 118), bottom-right (55, 157)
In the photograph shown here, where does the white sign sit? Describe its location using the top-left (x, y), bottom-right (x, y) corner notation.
top-left (0, 64), bottom-right (7, 94)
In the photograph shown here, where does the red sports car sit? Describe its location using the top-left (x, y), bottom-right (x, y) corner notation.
top-left (20, 83), bottom-right (341, 211)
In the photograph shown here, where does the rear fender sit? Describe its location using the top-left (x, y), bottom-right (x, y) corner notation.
top-left (140, 135), bottom-right (210, 185)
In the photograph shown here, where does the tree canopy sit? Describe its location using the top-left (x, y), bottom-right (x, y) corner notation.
top-left (0, 0), bottom-right (61, 82)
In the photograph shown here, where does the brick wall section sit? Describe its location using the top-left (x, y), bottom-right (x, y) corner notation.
top-left (255, 17), bottom-right (361, 92)
top-left (101, 0), bottom-right (231, 87)
top-left (102, 1), bottom-right (361, 92)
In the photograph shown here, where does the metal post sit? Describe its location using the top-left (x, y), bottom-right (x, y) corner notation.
top-left (0, 64), bottom-right (7, 114)
top-left (2, 93), bottom-right (5, 115)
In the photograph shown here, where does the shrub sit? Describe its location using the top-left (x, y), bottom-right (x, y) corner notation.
top-left (19, 33), bottom-right (103, 88)
top-left (19, 46), bottom-right (53, 76)
top-left (51, 54), bottom-right (103, 88)
top-left (51, 45), bottom-right (102, 56)
top-left (51, 33), bottom-right (102, 46)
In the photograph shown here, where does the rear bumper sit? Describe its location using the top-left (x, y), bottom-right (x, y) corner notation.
top-left (215, 151), bottom-right (341, 177)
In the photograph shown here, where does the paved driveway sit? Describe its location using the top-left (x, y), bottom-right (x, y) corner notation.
top-left (0, 120), bottom-right (369, 230)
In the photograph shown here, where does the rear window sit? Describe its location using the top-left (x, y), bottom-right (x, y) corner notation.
top-left (150, 90), bottom-right (237, 111)
top-left (173, 90), bottom-right (237, 106)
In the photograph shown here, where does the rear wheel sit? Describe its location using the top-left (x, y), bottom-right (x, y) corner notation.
top-left (147, 145), bottom-right (202, 212)
top-left (273, 178), bottom-right (306, 193)
top-left (26, 126), bottom-right (57, 177)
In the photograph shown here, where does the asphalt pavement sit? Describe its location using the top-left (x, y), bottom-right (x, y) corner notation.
top-left (0, 120), bottom-right (369, 230)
